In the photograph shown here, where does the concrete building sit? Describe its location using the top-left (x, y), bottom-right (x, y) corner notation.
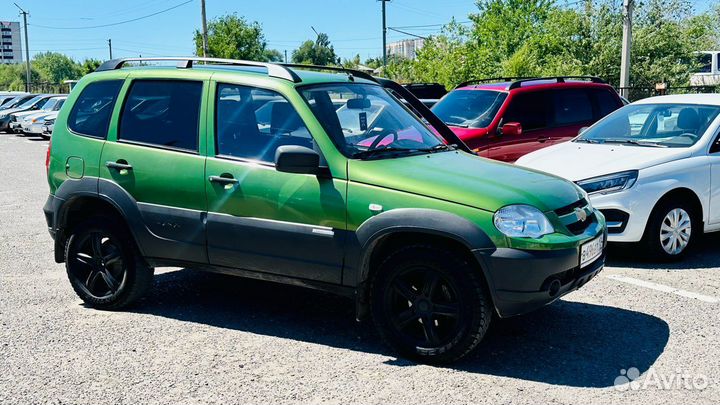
top-left (386, 38), bottom-right (424, 60)
top-left (0, 21), bottom-right (23, 65)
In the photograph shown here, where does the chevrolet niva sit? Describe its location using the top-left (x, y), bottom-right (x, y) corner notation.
top-left (44, 57), bottom-right (606, 363)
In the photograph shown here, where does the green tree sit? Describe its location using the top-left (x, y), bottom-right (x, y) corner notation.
top-left (291, 33), bottom-right (338, 65)
top-left (264, 49), bottom-right (284, 62)
top-left (80, 58), bottom-right (103, 76)
top-left (0, 63), bottom-right (39, 90)
top-left (193, 14), bottom-right (272, 61)
top-left (32, 52), bottom-right (81, 83)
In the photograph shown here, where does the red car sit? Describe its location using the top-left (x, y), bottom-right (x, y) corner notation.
top-left (431, 76), bottom-right (624, 162)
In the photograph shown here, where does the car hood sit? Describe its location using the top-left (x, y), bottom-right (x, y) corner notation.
top-left (348, 150), bottom-right (584, 213)
top-left (516, 141), bottom-right (692, 181)
top-left (14, 110), bottom-right (44, 120)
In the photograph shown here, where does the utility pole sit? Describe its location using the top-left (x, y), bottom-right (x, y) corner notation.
top-left (619, 0), bottom-right (633, 99)
top-left (108, 39), bottom-right (113, 59)
top-left (380, 0), bottom-right (390, 67)
top-left (200, 0), bottom-right (209, 57)
top-left (14, 3), bottom-right (31, 93)
top-left (284, 50), bottom-right (288, 63)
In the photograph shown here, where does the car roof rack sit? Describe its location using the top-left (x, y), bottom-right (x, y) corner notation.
top-left (506, 76), bottom-right (606, 90)
top-left (96, 57), bottom-right (302, 82)
top-left (455, 76), bottom-right (606, 90)
top-left (278, 63), bottom-right (379, 84)
top-left (455, 77), bottom-right (533, 88)
top-left (95, 57), bottom-right (380, 85)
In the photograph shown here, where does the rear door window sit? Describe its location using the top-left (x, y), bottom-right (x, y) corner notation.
top-left (118, 80), bottom-right (203, 152)
top-left (553, 89), bottom-right (593, 125)
top-left (503, 91), bottom-right (551, 131)
top-left (67, 80), bottom-right (123, 138)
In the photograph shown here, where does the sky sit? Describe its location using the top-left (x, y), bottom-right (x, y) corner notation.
top-left (1, 0), bottom-right (479, 63)
top-left (1, 0), bottom-right (714, 63)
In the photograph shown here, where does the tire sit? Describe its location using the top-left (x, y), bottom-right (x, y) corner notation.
top-left (64, 216), bottom-right (153, 310)
top-left (641, 198), bottom-right (699, 261)
top-left (370, 245), bottom-right (492, 364)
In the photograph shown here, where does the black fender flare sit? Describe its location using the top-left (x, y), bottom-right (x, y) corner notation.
top-left (352, 208), bottom-right (497, 286)
top-left (52, 177), bottom-right (152, 257)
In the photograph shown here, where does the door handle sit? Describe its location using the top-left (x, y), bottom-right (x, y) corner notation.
top-left (209, 175), bottom-right (239, 189)
top-left (537, 137), bottom-right (550, 143)
top-left (105, 161), bottom-right (133, 172)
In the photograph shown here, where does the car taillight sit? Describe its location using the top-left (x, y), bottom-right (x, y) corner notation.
top-left (45, 139), bottom-right (52, 174)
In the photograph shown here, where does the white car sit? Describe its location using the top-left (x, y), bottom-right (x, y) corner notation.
top-left (517, 94), bottom-right (720, 260)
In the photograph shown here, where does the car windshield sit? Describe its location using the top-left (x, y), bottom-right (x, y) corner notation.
top-left (300, 83), bottom-right (448, 159)
top-left (431, 90), bottom-right (507, 128)
top-left (3, 96), bottom-right (27, 109)
top-left (576, 103), bottom-right (720, 147)
top-left (18, 96), bottom-right (44, 109)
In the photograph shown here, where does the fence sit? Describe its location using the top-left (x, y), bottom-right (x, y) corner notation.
top-left (618, 85), bottom-right (720, 102)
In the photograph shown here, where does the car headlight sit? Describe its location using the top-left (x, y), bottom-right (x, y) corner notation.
top-left (493, 204), bottom-right (555, 238)
top-left (0, 114), bottom-right (6, 119)
top-left (576, 170), bottom-right (638, 195)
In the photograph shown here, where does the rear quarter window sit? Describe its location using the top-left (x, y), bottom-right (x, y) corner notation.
top-left (592, 88), bottom-right (622, 118)
top-left (67, 80), bottom-right (124, 138)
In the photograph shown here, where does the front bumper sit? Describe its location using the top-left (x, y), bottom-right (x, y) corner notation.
top-left (475, 236), bottom-right (606, 318)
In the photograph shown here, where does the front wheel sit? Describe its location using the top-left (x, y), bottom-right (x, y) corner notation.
top-left (370, 245), bottom-right (492, 363)
top-left (65, 216), bottom-right (153, 309)
top-left (641, 199), bottom-right (698, 260)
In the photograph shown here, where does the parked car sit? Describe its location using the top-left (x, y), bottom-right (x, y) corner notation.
top-left (14, 96), bottom-right (66, 135)
top-left (44, 57), bottom-right (605, 363)
top-left (0, 94), bottom-right (57, 132)
top-left (40, 116), bottom-right (55, 139)
top-left (403, 82), bottom-right (447, 108)
top-left (517, 94), bottom-right (720, 260)
top-left (431, 76), bottom-right (624, 162)
top-left (0, 94), bottom-right (35, 112)
top-left (0, 92), bottom-right (29, 107)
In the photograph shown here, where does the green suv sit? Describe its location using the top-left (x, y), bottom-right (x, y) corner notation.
top-left (43, 57), bottom-right (606, 363)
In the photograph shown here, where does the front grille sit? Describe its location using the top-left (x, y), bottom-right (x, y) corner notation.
top-left (554, 198), bottom-right (588, 216)
top-left (555, 198), bottom-right (595, 236)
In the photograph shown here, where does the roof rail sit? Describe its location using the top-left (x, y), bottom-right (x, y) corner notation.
top-left (95, 57), bottom-right (302, 83)
top-left (455, 77), bottom-right (533, 88)
top-left (278, 63), bottom-right (379, 84)
top-left (506, 76), bottom-right (606, 90)
top-left (455, 76), bottom-right (606, 90)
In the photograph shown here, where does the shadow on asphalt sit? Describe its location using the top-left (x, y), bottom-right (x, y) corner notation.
top-left (133, 268), bottom-right (668, 388)
top-left (606, 231), bottom-right (720, 270)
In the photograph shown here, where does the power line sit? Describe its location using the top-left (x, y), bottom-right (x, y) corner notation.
top-left (387, 27), bottom-right (428, 40)
top-left (28, 0), bottom-right (193, 30)
top-left (389, 21), bottom-right (471, 29)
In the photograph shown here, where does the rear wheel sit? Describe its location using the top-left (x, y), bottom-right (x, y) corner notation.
top-left (641, 198), bottom-right (698, 261)
top-left (65, 216), bottom-right (153, 309)
top-left (370, 245), bottom-right (492, 363)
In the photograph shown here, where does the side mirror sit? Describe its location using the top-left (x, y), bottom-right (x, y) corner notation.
top-left (501, 122), bottom-right (523, 136)
top-left (275, 145), bottom-right (320, 175)
top-left (578, 126), bottom-right (589, 135)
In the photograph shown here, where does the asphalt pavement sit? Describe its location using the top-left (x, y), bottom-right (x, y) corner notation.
top-left (1, 132), bottom-right (718, 404)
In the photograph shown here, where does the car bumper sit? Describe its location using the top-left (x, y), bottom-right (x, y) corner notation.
top-left (588, 187), bottom-right (658, 243)
top-left (474, 234), bottom-right (606, 318)
top-left (9, 122), bottom-right (23, 133)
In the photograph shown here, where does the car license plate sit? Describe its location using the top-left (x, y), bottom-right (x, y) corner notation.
top-left (580, 234), bottom-right (604, 268)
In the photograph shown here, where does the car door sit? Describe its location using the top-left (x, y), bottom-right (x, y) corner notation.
top-left (98, 78), bottom-right (209, 263)
top-left (487, 90), bottom-right (552, 162)
top-left (708, 130), bottom-right (720, 225)
top-left (204, 82), bottom-right (346, 284)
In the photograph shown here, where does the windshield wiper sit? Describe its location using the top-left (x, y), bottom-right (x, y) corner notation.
top-left (445, 122), bottom-right (469, 128)
top-left (352, 147), bottom-right (427, 160)
top-left (601, 138), bottom-right (667, 147)
top-left (418, 144), bottom-right (456, 153)
top-left (574, 138), bottom-right (602, 144)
